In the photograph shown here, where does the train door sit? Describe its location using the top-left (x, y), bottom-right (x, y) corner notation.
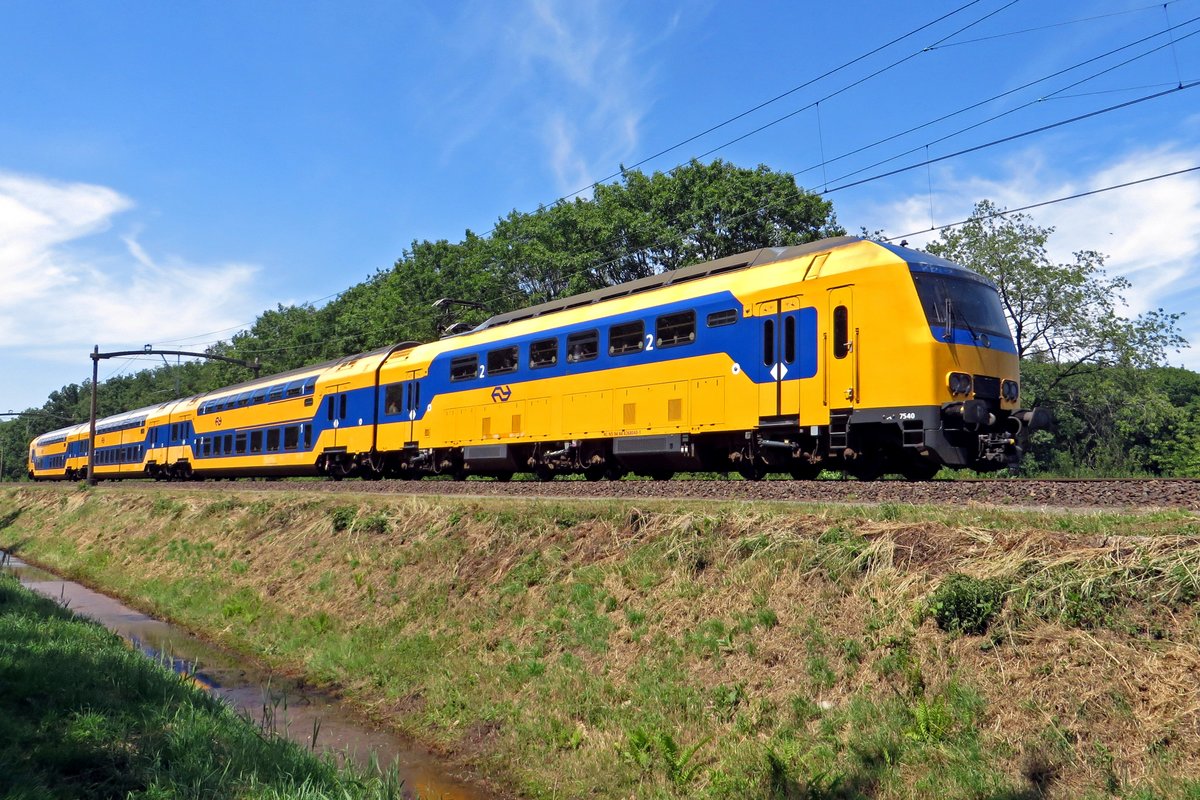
top-left (757, 296), bottom-right (803, 421)
top-left (404, 371), bottom-right (421, 444)
top-left (826, 287), bottom-right (857, 406)
top-left (325, 383), bottom-right (349, 447)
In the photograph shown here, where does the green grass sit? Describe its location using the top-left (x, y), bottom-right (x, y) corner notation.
top-left (0, 573), bottom-right (402, 800)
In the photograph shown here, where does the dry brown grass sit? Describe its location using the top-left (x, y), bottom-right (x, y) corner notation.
top-left (3, 483), bottom-right (1199, 798)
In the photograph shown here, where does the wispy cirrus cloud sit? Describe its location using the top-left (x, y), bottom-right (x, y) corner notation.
top-left (423, 0), bottom-right (657, 196)
top-left (0, 170), bottom-right (266, 376)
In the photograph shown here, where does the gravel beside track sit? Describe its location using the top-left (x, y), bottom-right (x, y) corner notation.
top-left (106, 477), bottom-right (1200, 511)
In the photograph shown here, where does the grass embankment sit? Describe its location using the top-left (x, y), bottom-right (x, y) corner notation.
top-left (0, 569), bottom-right (402, 800)
top-left (1, 485), bottom-right (1199, 799)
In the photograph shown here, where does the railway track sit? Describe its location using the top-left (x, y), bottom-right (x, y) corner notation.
top-left (100, 476), bottom-right (1200, 511)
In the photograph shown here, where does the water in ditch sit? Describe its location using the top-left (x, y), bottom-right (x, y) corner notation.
top-left (2, 553), bottom-right (493, 800)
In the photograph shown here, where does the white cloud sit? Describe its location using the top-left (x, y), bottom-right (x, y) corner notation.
top-left (0, 170), bottom-right (266, 366)
top-left (428, 0), bottom-right (652, 195)
top-left (864, 143), bottom-right (1200, 369)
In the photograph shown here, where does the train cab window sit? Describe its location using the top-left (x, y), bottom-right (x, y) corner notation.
top-left (763, 319), bottom-right (775, 366)
top-left (833, 306), bottom-right (850, 359)
top-left (566, 330), bottom-right (598, 363)
top-left (235, 433), bottom-right (248, 454)
top-left (267, 429), bottom-right (280, 452)
top-left (609, 321), bottom-right (644, 356)
top-left (450, 354), bottom-right (478, 382)
top-left (250, 431), bottom-right (263, 453)
top-left (529, 338), bottom-right (558, 368)
top-left (707, 309), bottom-right (738, 328)
top-left (284, 426), bottom-right (299, 450)
top-left (487, 346), bottom-right (518, 376)
top-left (784, 316), bottom-right (796, 364)
top-left (656, 311), bottom-right (696, 348)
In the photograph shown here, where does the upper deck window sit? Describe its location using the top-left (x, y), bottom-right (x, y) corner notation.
top-left (487, 346), bottom-right (518, 376)
top-left (656, 311), bottom-right (695, 348)
top-left (450, 354), bottom-right (478, 382)
top-left (529, 338), bottom-right (558, 368)
top-left (566, 330), bottom-right (598, 363)
top-left (609, 321), bottom-right (644, 356)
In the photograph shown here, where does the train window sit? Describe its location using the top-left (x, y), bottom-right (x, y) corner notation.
top-left (213, 436), bottom-right (221, 456)
top-left (171, 423), bottom-right (179, 442)
top-left (224, 434), bottom-right (233, 453)
top-left (285, 381), bottom-right (303, 398)
top-left (487, 346), bottom-right (519, 376)
top-left (252, 388), bottom-right (267, 404)
top-left (763, 319), bottom-right (775, 366)
top-left (203, 438), bottom-right (213, 456)
top-left (284, 426), bottom-right (299, 450)
top-left (656, 311), bottom-right (696, 348)
top-left (609, 321), bottom-right (644, 356)
top-left (529, 338), bottom-right (558, 368)
top-left (566, 330), bottom-right (598, 363)
top-left (265, 429), bottom-right (279, 452)
top-left (268, 385), bottom-right (284, 402)
top-left (235, 433), bottom-right (248, 454)
top-left (302, 377), bottom-right (317, 395)
top-left (237, 392), bottom-right (252, 407)
top-left (834, 306), bottom-right (850, 359)
top-left (302, 424), bottom-right (312, 448)
top-left (450, 354), bottom-right (478, 382)
top-left (784, 316), bottom-right (796, 364)
top-left (385, 383), bottom-right (404, 415)
top-left (707, 309), bottom-right (738, 327)
top-left (250, 431), bottom-right (263, 453)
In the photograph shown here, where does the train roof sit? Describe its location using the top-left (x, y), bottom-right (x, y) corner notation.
top-left (471, 236), bottom-right (861, 334)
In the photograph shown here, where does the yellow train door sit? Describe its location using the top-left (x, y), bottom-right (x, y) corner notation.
top-left (325, 383), bottom-right (349, 447)
top-left (757, 296), bottom-right (803, 421)
top-left (826, 287), bottom-right (857, 407)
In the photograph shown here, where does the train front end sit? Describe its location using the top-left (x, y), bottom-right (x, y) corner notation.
top-left (888, 244), bottom-right (1046, 472)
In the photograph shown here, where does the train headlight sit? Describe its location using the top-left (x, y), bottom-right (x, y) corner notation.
top-left (1002, 380), bottom-right (1019, 401)
top-left (948, 372), bottom-right (972, 396)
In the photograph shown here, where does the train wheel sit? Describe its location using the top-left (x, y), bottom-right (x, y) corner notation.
top-left (846, 457), bottom-right (884, 482)
top-left (789, 462), bottom-right (821, 480)
top-left (900, 458), bottom-right (940, 482)
top-left (738, 463), bottom-right (766, 481)
top-left (584, 464), bottom-right (606, 481)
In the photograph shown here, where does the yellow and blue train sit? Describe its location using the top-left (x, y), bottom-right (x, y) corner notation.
top-left (29, 236), bottom-right (1045, 483)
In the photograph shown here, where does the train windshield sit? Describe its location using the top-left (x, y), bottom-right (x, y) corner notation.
top-left (911, 272), bottom-right (1012, 341)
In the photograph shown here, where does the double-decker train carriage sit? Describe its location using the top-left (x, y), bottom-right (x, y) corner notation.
top-left (29, 236), bottom-right (1045, 483)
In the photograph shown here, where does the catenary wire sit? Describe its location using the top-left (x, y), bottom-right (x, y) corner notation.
top-left (883, 164), bottom-right (1200, 241)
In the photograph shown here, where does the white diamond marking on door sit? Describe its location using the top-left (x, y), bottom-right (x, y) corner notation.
top-left (770, 362), bottom-right (789, 381)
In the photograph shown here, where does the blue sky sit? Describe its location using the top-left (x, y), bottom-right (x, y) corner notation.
top-left (2, 0), bottom-right (1198, 413)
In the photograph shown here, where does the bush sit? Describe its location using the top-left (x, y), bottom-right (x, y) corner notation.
top-left (926, 573), bottom-right (1007, 635)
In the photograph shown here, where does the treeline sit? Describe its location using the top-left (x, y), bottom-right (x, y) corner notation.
top-left (1, 162), bottom-right (1195, 478)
